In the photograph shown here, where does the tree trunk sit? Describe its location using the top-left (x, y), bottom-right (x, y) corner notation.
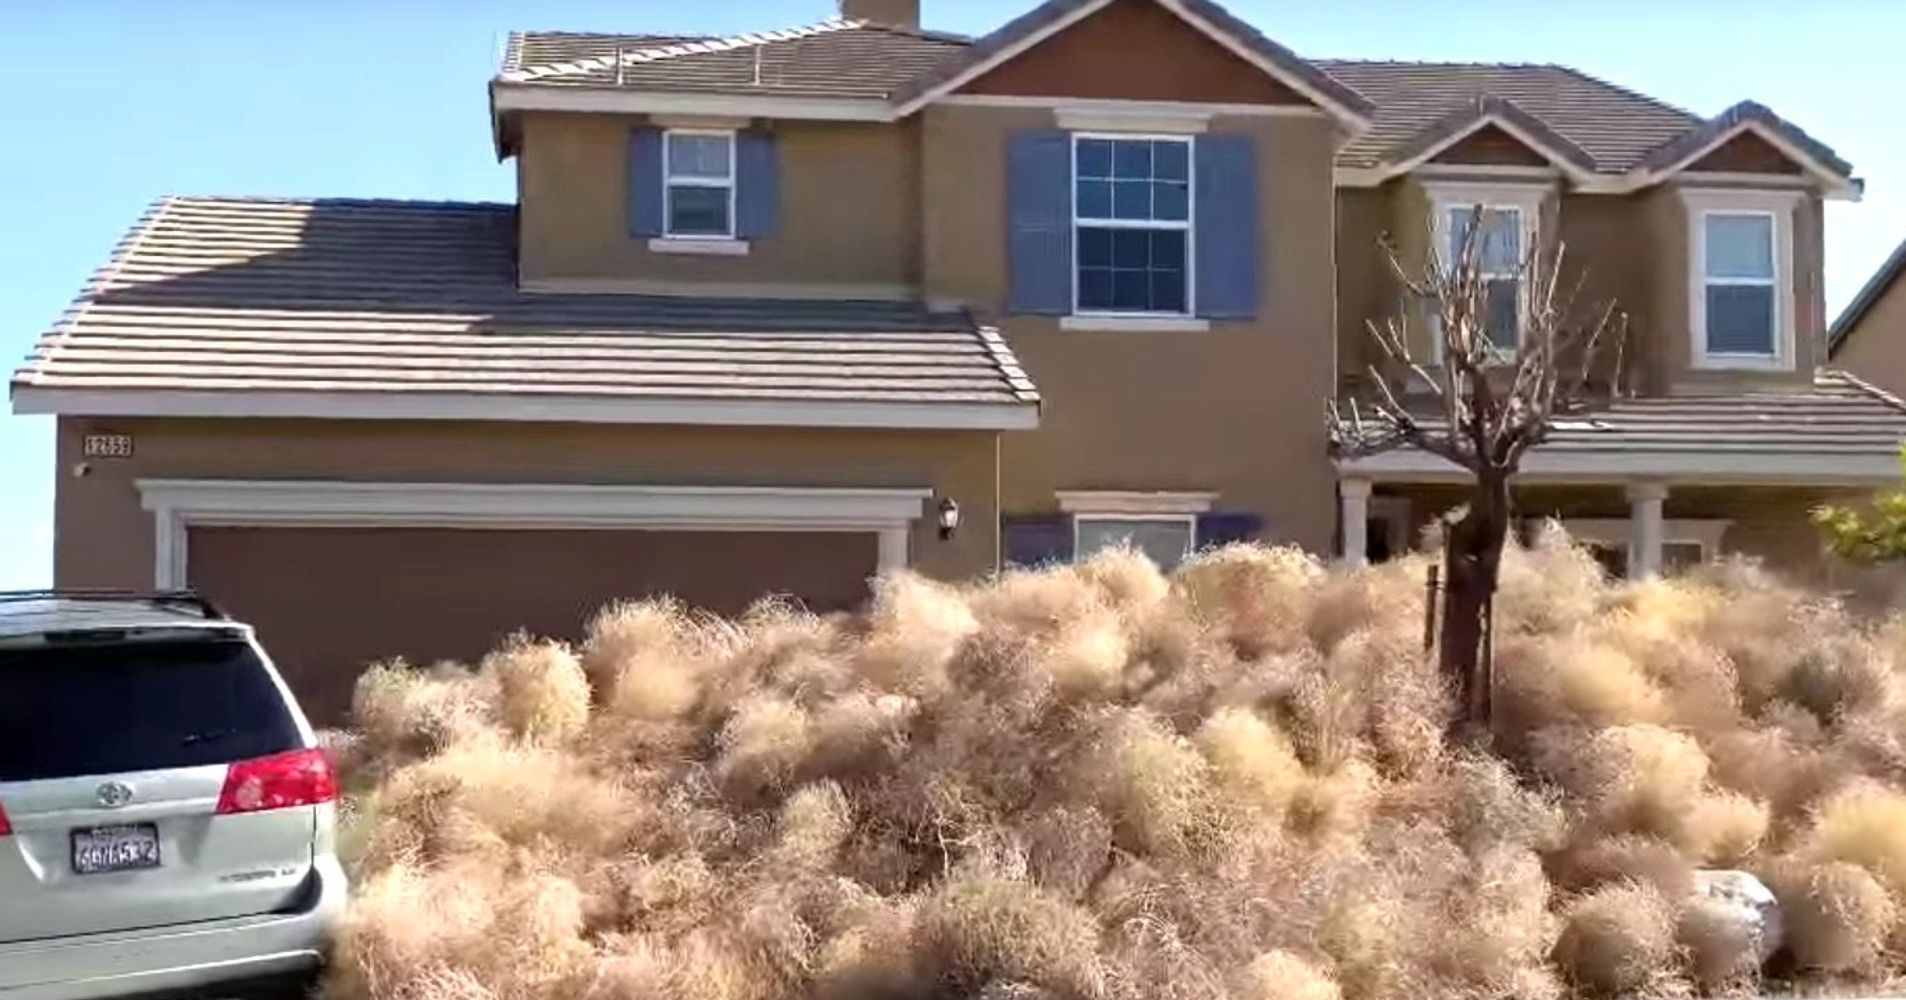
top-left (1438, 471), bottom-right (1512, 741)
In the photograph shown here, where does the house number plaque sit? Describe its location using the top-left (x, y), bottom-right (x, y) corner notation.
top-left (82, 433), bottom-right (134, 459)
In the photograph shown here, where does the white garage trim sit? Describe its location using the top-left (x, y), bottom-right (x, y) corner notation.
top-left (136, 479), bottom-right (933, 589)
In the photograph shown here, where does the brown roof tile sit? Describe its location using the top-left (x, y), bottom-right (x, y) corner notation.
top-left (1351, 371), bottom-right (1906, 462)
top-left (497, 7), bottom-right (1852, 183)
top-left (11, 197), bottom-right (1039, 414)
top-left (1315, 60), bottom-right (1702, 173)
top-left (500, 21), bottom-right (967, 99)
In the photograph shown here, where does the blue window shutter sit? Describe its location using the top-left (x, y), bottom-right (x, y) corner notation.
top-left (1196, 512), bottom-right (1262, 550)
top-left (735, 131), bottom-right (780, 240)
top-left (1194, 134), bottom-right (1260, 320)
top-left (1003, 515), bottom-right (1075, 568)
top-left (629, 128), bottom-right (665, 238)
top-left (1008, 130), bottom-right (1074, 315)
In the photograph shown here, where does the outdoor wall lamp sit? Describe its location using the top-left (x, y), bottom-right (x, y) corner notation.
top-left (937, 497), bottom-right (961, 540)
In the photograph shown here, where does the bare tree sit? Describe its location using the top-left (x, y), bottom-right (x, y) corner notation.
top-left (1329, 208), bottom-right (1628, 736)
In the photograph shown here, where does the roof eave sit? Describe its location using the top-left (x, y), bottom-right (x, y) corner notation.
top-left (490, 80), bottom-right (896, 122)
top-left (1337, 447), bottom-right (1906, 487)
top-left (8, 384), bottom-right (1043, 432)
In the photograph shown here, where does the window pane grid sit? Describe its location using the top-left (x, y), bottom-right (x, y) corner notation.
top-left (1701, 212), bottom-right (1777, 357)
top-left (1074, 136), bottom-right (1193, 316)
top-left (664, 131), bottom-right (735, 238)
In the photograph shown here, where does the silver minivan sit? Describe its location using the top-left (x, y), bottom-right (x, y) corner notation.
top-left (0, 591), bottom-right (346, 1000)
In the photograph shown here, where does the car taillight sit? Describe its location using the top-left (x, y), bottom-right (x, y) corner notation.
top-left (216, 748), bottom-right (338, 815)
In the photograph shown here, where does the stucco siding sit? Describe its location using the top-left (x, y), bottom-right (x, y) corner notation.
top-left (54, 417), bottom-right (1001, 590)
top-left (922, 103), bottom-right (1340, 550)
top-left (516, 111), bottom-right (923, 294)
top-left (1837, 275), bottom-right (1906, 400)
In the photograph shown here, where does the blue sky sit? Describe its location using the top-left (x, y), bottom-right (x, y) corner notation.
top-left (1, 0), bottom-right (1899, 589)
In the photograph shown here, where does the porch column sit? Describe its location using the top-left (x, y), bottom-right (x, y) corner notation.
top-left (1340, 478), bottom-right (1373, 568)
top-left (876, 526), bottom-right (911, 575)
top-left (1627, 481), bottom-right (1669, 579)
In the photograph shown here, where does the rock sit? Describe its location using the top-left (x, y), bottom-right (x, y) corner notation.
top-left (1694, 869), bottom-right (1783, 963)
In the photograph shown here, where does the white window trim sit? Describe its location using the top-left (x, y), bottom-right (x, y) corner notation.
top-left (1070, 132), bottom-right (1197, 320)
top-left (662, 129), bottom-right (737, 240)
top-left (135, 479), bottom-right (934, 589)
top-left (1425, 182), bottom-right (1546, 354)
top-left (1059, 316), bottom-right (1210, 333)
top-left (647, 237), bottom-right (750, 256)
top-left (1565, 517), bottom-right (1732, 571)
top-left (1056, 490), bottom-right (1218, 515)
top-left (1684, 189), bottom-right (1800, 371)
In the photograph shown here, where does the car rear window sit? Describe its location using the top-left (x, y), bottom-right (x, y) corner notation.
top-left (0, 635), bottom-right (302, 782)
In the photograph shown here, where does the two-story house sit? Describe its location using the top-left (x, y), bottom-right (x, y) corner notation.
top-left (13, 0), bottom-right (1898, 720)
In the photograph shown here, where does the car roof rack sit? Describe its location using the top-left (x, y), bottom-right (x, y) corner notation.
top-left (0, 589), bottom-right (228, 621)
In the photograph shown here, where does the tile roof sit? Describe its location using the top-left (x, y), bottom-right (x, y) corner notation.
top-left (1347, 371), bottom-right (1906, 466)
top-left (1533, 372), bottom-right (1906, 456)
top-left (497, 5), bottom-right (1849, 182)
top-left (11, 197), bottom-right (1039, 417)
top-left (1314, 60), bottom-right (1703, 174)
top-left (498, 21), bottom-right (968, 99)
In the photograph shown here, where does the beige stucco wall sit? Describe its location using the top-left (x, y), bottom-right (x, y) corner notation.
top-left (1333, 177), bottom-right (1825, 398)
top-left (919, 104), bottom-right (1342, 551)
top-left (515, 111), bottom-right (923, 295)
top-left (1835, 271), bottom-right (1906, 400)
top-left (53, 417), bottom-right (1001, 589)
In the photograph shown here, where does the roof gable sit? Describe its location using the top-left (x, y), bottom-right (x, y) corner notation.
top-left (1377, 95), bottom-right (1597, 181)
top-left (1636, 100), bottom-right (1857, 197)
top-left (1429, 124), bottom-right (1550, 167)
top-left (891, 0), bottom-right (1373, 125)
top-left (957, 0), bottom-right (1308, 106)
top-left (1686, 132), bottom-right (1805, 175)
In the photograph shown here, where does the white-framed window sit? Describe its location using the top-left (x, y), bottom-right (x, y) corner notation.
top-left (1075, 515), bottom-right (1197, 571)
top-left (1686, 189), bottom-right (1797, 370)
top-left (1073, 134), bottom-right (1194, 316)
top-left (663, 130), bottom-right (736, 239)
top-left (1426, 183), bottom-right (1545, 353)
top-left (1565, 518), bottom-right (1730, 579)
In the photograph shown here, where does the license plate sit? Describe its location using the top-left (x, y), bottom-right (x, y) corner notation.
top-left (71, 824), bottom-right (161, 875)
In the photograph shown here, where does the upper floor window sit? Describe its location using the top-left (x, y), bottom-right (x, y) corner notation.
top-left (1446, 205), bottom-right (1524, 349)
top-left (1685, 190), bottom-right (1798, 370)
top-left (1701, 213), bottom-right (1778, 358)
top-left (1426, 183), bottom-right (1544, 353)
top-left (664, 131), bottom-right (736, 238)
top-left (1074, 135), bottom-right (1193, 316)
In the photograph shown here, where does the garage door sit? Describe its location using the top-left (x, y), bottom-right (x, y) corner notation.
top-left (186, 526), bottom-right (879, 724)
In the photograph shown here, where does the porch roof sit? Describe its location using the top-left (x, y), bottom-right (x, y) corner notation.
top-left (1338, 371), bottom-right (1906, 485)
top-left (9, 196), bottom-right (1039, 430)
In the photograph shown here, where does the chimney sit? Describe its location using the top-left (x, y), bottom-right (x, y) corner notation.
top-left (839, 0), bottom-right (920, 28)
